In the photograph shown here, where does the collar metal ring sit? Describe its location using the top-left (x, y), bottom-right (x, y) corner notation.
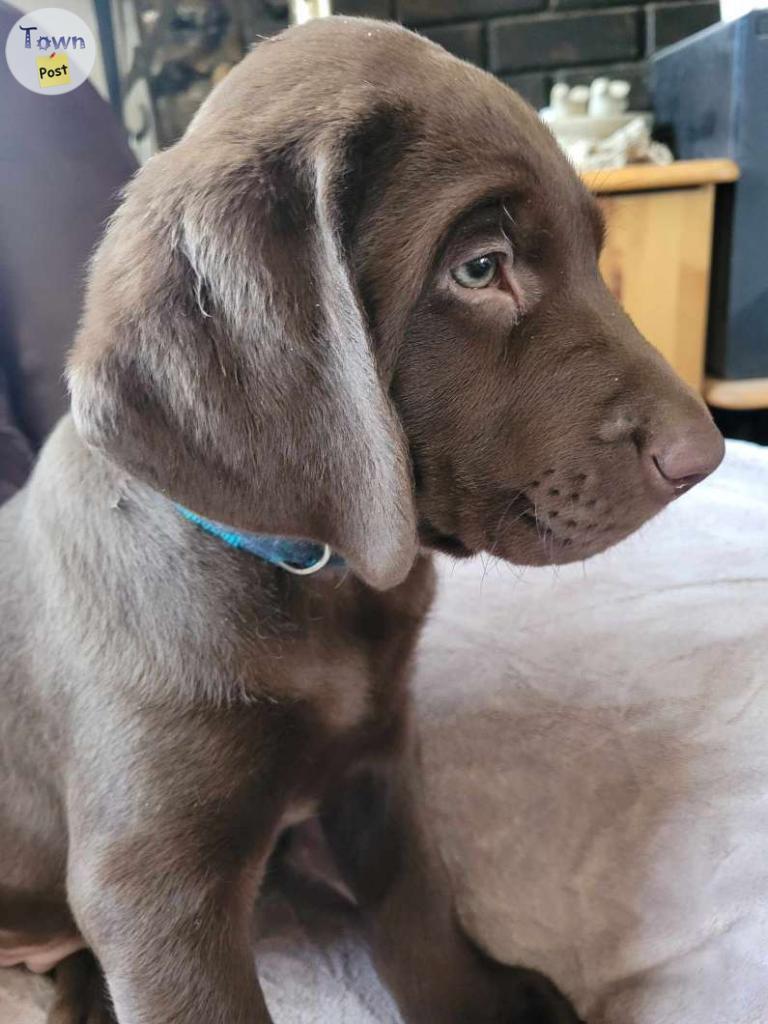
top-left (277, 543), bottom-right (333, 576)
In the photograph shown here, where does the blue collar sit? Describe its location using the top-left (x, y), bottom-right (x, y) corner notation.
top-left (176, 505), bottom-right (344, 575)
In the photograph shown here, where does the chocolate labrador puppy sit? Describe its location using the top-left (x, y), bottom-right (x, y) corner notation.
top-left (0, 16), bottom-right (723, 1024)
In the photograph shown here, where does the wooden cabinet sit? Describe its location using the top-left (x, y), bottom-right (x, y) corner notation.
top-left (581, 159), bottom-right (740, 395)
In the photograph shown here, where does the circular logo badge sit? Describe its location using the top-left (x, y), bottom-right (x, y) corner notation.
top-left (5, 7), bottom-right (96, 95)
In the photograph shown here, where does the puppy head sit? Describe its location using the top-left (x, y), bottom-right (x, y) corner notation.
top-left (69, 18), bottom-right (723, 585)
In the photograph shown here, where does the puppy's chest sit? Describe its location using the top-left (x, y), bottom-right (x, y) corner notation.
top-left (249, 611), bottom-right (421, 737)
top-left (237, 559), bottom-right (435, 739)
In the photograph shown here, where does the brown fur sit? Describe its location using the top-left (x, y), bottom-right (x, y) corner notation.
top-left (0, 17), bottom-right (723, 1024)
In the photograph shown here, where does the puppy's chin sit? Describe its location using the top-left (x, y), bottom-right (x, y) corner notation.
top-left (490, 507), bottom-right (661, 565)
top-left (490, 532), bottom-right (614, 567)
top-left (419, 512), bottom-right (653, 567)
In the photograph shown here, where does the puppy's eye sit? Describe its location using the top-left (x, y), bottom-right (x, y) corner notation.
top-left (451, 254), bottom-right (499, 289)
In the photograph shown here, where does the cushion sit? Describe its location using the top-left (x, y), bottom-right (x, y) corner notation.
top-left (0, 0), bottom-right (136, 446)
top-left (0, 365), bottom-right (34, 504)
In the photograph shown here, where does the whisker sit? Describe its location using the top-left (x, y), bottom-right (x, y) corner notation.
top-left (488, 488), bottom-right (527, 558)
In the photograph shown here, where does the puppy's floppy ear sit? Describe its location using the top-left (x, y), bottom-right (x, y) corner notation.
top-left (68, 115), bottom-right (417, 590)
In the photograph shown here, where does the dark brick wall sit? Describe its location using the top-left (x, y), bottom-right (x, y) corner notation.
top-left (403, 0), bottom-right (719, 109)
top-left (239, 0), bottom-right (720, 110)
top-left (241, 1), bottom-right (720, 111)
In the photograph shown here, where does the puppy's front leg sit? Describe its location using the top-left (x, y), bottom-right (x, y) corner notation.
top-left (65, 706), bottom-right (287, 1024)
top-left (321, 753), bottom-right (583, 1024)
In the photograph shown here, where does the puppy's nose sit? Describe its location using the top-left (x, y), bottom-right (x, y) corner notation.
top-left (648, 419), bottom-right (725, 497)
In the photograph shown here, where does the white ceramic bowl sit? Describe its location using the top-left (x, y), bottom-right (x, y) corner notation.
top-left (539, 110), bottom-right (653, 144)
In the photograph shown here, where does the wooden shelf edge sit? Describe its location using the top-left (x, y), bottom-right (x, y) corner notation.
top-left (582, 159), bottom-right (740, 195)
top-left (705, 376), bottom-right (768, 410)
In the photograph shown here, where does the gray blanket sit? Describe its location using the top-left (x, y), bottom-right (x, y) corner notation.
top-left (3, 439), bottom-right (767, 1023)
